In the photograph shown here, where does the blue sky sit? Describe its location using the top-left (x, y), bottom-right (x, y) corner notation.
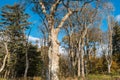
top-left (101, 0), bottom-right (120, 32)
top-left (0, 0), bottom-right (120, 43)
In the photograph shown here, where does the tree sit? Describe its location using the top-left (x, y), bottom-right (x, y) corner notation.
top-left (0, 33), bottom-right (9, 73)
top-left (113, 22), bottom-right (120, 54)
top-left (62, 32), bottom-right (79, 77)
top-left (85, 27), bottom-right (102, 73)
top-left (107, 16), bottom-right (114, 73)
top-left (14, 43), bottom-right (43, 77)
top-left (31, 0), bottom-right (97, 80)
top-left (62, 12), bottom-right (102, 78)
top-left (0, 4), bottom-right (30, 78)
top-left (74, 4), bottom-right (102, 78)
top-left (62, 2), bottom-right (104, 78)
top-left (101, 16), bottom-right (114, 73)
top-left (40, 46), bottom-right (49, 79)
top-left (100, 2), bottom-right (114, 74)
top-left (112, 22), bottom-right (120, 68)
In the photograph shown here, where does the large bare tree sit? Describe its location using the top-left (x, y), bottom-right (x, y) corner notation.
top-left (101, 2), bottom-right (114, 73)
top-left (32, 0), bottom-right (96, 80)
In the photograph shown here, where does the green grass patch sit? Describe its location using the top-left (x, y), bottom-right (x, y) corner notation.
top-left (0, 78), bottom-right (7, 80)
top-left (0, 75), bottom-right (120, 80)
top-left (86, 74), bottom-right (120, 80)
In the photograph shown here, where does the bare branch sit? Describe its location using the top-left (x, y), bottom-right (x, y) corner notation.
top-left (39, 1), bottom-right (47, 16)
top-left (63, 0), bottom-right (94, 12)
top-left (62, 0), bottom-right (70, 9)
top-left (57, 0), bottom-right (95, 31)
top-left (50, 0), bottom-right (61, 15)
top-left (57, 9), bottom-right (73, 30)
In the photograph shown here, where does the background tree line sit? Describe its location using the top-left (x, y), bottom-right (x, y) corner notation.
top-left (0, 0), bottom-right (120, 80)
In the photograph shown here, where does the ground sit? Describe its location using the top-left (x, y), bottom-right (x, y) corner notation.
top-left (0, 74), bottom-right (120, 80)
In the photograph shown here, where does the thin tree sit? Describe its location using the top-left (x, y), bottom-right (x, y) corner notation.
top-left (106, 15), bottom-right (114, 73)
top-left (0, 32), bottom-right (9, 73)
top-left (24, 28), bottom-right (32, 78)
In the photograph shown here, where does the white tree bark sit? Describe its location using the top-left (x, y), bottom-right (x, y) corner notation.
top-left (108, 62), bottom-right (112, 73)
top-left (78, 55), bottom-right (81, 78)
top-left (24, 49), bottom-right (29, 78)
top-left (0, 43), bottom-right (9, 72)
top-left (81, 27), bottom-right (87, 79)
top-left (39, 1), bottom-right (95, 80)
top-left (106, 15), bottom-right (113, 73)
top-left (78, 23), bottom-right (92, 79)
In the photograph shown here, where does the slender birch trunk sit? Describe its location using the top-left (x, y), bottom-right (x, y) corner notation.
top-left (24, 28), bottom-right (31, 78)
top-left (78, 55), bottom-right (81, 78)
top-left (108, 63), bottom-right (112, 73)
top-left (78, 37), bottom-right (81, 78)
top-left (81, 49), bottom-right (85, 78)
top-left (0, 43), bottom-right (9, 73)
top-left (24, 49), bottom-right (29, 78)
top-left (107, 15), bottom-right (113, 73)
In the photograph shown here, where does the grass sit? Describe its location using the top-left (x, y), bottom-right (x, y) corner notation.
top-left (0, 78), bottom-right (6, 80)
top-left (86, 74), bottom-right (120, 80)
top-left (0, 74), bottom-right (120, 80)
top-left (86, 74), bottom-right (112, 80)
top-left (61, 74), bottom-right (120, 80)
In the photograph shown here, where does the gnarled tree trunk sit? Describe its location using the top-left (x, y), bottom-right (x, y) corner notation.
top-left (38, 1), bottom-right (96, 80)
top-left (49, 29), bottom-right (60, 80)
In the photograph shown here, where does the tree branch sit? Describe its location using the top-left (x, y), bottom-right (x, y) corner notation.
top-left (39, 1), bottom-right (47, 16)
top-left (57, 9), bottom-right (73, 30)
top-left (50, 0), bottom-right (61, 15)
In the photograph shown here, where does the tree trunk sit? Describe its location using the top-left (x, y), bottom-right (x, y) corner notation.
top-left (24, 48), bottom-right (29, 78)
top-left (81, 48), bottom-right (85, 78)
top-left (80, 27), bottom-right (88, 79)
top-left (50, 51), bottom-right (59, 80)
top-left (24, 29), bottom-right (31, 78)
top-left (107, 15), bottom-right (113, 74)
top-left (46, 68), bottom-right (50, 80)
top-left (107, 59), bottom-right (112, 74)
top-left (49, 29), bottom-right (60, 80)
top-left (68, 50), bottom-right (72, 76)
top-left (108, 64), bottom-right (111, 73)
top-left (0, 43), bottom-right (9, 73)
top-left (48, 46), bottom-right (52, 80)
top-left (4, 70), bottom-right (7, 78)
top-left (78, 56), bottom-right (80, 78)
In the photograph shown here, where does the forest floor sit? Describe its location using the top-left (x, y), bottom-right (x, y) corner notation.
top-left (62, 74), bottom-right (120, 80)
top-left (0, 74), bottom-right (120, 80)
top-left (85, 74), bottom-right (120, 80)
